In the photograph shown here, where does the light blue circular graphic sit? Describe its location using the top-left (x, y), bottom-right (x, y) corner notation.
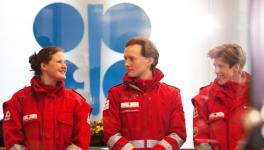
top-left (103, 60), bottom-right (126, 97)
top-left (33, 3), bottom-right (84, 52)
top-left (102, 3), bottom-right (151, 53)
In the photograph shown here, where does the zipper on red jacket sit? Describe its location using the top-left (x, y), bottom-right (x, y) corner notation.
top-left (143, 92), bottom-right (147, 149)
top-left (227, 114), bottom-right (230, 150)
top-left (40, 96), bottom-right (46, 150)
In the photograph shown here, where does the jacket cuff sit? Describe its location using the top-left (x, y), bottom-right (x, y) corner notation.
top-left (152, 144), bottom-right (166, 150)
top-left (66, 144), bottom-right (82, 150)
top-left (10, 144), bottom-right (25, 150)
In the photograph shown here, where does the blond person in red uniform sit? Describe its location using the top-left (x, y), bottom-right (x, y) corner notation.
top-left (3, 46), bottom-right (92, 150)
top-left (192, 44), bottom-right (250, 150)
top-left (103, 37), bottom-right (186, 150)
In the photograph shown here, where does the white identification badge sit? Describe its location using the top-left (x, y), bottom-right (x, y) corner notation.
top-left (120, 102), bottom-right (139, 108)
top-left (209, 112), bottom-right (225, 120)
top-left (23, 114), bottom-right (38, 122)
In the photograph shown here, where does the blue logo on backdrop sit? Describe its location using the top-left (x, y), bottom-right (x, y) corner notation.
top-left (33, 2), bottom-right (151, 116)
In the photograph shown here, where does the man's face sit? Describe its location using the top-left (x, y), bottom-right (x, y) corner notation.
top-left (124, 44), bottom-right (153, 79)
top-left (213, 57), bottom-right (239, 85)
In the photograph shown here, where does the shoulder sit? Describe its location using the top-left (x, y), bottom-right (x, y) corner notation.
top-left (3, 86), bottom-right (31, 109)
top-left (9, 86), bottom-right (31, 102)
top-left (67, 89), bottom-right (84, 98)
top-left (108, 83), bottom-right (125, 93)
top-left (160, 82), bottom-right (180, 93)
top-left (199, 83), bottom-right (213, 94)
top-left (67, 89), bottom-right (91, 107)
top-left (192, 83), bottom-right (212, 105)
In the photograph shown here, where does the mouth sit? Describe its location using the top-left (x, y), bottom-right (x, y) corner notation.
top-left (126, 68), bottom-right (133, 72)
top-left (59, 70), bottom-right (66, 74)
top-left (216, 74), bottom-right (224, 78)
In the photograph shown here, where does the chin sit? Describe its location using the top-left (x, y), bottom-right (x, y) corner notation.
top-left (217, 80), bottom-right (228, 85)
top-left (57, 76), bottom-right (66, 81)
top-left (127, 73), bottom-right (137, 78)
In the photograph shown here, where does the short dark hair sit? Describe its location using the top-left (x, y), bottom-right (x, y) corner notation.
top-left (208, 44), bottom-right (246, 70)
top-left (125, 37), bottom-right (159, 70)
top-left (29, 46), bottom-right (63, 76)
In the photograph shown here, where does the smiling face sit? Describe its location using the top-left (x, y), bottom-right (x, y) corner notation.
top-left (124, 44), bottom-right (153, 80)
top-left (40, 51), bottom-right (67, 85)
top-left (213, 57), bottom-right (239, 85)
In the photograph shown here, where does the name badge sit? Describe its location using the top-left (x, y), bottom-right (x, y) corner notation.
top-left (23, 114), bottom-right (38, 122)
top-left (120, 102), bottom-right (139, 108)
top-left (209, 112), bottom-right (225, 120)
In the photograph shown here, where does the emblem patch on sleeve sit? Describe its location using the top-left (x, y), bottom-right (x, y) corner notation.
top-left (87, 115), bottom-right (90, 124)
top-left (4, 110), bottom-right (11, 121)
top-left (103, 99), bottom-right (109, 110)
top-left (193, 127), bottom-right (198, 137)
top-left (193, 107), bottom-right (198, 118)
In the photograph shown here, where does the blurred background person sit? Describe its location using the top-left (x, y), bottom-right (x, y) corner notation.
top-left (242, 0), bottom-right (264, 149)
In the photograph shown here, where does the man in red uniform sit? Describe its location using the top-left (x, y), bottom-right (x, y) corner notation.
top-left (192, 44), bottom-right (250, 150)
top-left (3, 46), bottom-right (92, 150)
top-left (103, 37), bottom-right (186, 150)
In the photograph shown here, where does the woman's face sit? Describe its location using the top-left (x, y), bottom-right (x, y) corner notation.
top-left (41, 51), bottom-right (67, 84)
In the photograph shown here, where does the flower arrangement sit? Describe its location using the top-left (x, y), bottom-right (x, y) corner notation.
top-left (90, 120), bottom-right (105, 146)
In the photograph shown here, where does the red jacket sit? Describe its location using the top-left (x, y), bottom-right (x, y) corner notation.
top-left (103, 69), bottom-right (186, 150)
top-left (3, 76), bottom-right (92, 150)
top-left (192, 72), bottom-right (250, 150)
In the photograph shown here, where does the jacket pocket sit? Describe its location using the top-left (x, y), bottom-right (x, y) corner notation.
top-left (208, 117), bottom-right (226, 150)
top-left (23, 119), bottom-right (41, 140)
top-left (57, 113), bottom-right (73, 146)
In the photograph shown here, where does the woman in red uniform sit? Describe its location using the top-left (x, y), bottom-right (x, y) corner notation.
top-left (3, 46), bottom-right (92, 150)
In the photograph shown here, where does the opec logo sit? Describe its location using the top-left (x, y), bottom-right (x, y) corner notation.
top-left (33, 2), bottom-right (151, 116)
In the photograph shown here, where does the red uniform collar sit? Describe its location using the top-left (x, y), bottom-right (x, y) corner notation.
top-left (30, 76), bottom-right (65, 94)
top-left (210, 71), bottom-right (250, 108)
top-left (123, 68), bottom-right (164, 92)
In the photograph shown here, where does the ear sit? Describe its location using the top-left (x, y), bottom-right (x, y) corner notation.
top-left (40, 63), bottom-right (47, 72)
top-left (232, 63), bottom-right (241, 72)
top-left (146, 57), bottom-right (154, 67)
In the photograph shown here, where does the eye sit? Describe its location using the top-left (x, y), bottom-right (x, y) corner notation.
top-left (56, 60), bottom-right (65, 64)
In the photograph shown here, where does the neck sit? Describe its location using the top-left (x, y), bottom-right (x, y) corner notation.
top-left (40, 75), bottom-right (57, 86)
top-left (139, 70), bottom-right (153, 80)
top-left (232, 71), bottom-right (245, 84)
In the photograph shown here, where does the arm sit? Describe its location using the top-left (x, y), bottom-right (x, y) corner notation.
top-left (103, 89), bottom-right (134, 150)
top-left (192, 93), bottom-right (213, 150)
top-left (70, 94), bottom-right (92, 150)
top-left (3, 94), bottom-right (25, 150)
top-left (153, 91), bottom-right (186, 150)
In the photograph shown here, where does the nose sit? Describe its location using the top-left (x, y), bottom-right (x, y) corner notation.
top-left (63, 62), bottom-right (67, 70)
top-left (125, 59), bottom-right (130, 68)
top-left (214, 66), bottom-right (220, 74)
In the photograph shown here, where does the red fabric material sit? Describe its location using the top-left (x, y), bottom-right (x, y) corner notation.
top-left (164, 136), bottom-right (180, 149)
top-left (192, 72), bottom-right (250, 150)
top-left (152, 144), bottom-right (166, 150)
top-left (111, 137), bottom-right (131, 150)
top-left (103, 69), bottom-right (186, 150)
top-left (3, 76), bottom-right (92, 150)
